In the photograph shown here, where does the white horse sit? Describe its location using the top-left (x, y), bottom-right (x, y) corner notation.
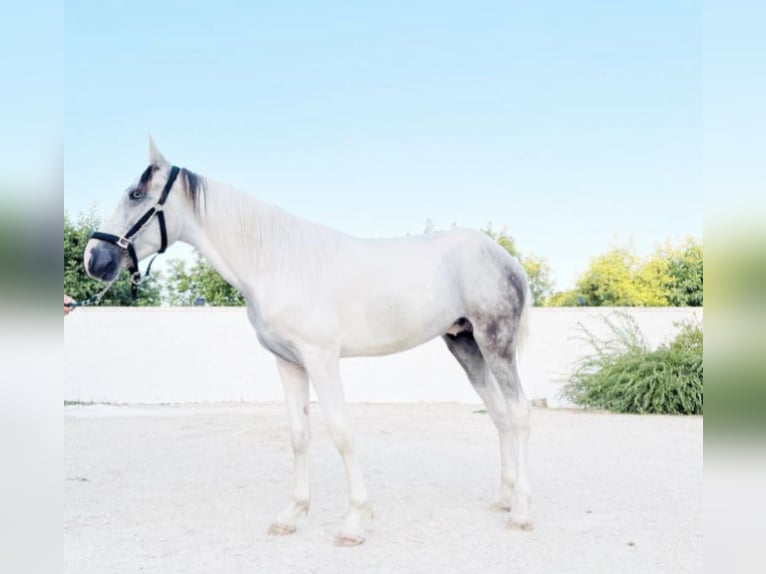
top-left (84, 138), bottom-right (533, 545)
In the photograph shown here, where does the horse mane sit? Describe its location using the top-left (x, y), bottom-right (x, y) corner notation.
top-left (187, 173), bottom-right (341, 283)
top-left (180, 167), bottom-right (206, 214)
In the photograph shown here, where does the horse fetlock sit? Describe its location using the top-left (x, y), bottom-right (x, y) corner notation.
top-left (294, 498), bottom-right (310, 515)
top-left (494, 489), bottom-right (514, 512)
top-left (494, 472), bottom-right (516, 507)
top-left (349, 498), bottom-right (372, 518)
top-left (500, 471), bottom-right (517, 489)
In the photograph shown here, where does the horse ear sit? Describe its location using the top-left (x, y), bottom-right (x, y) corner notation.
top-left (148, 134), bottom-right (169, 166)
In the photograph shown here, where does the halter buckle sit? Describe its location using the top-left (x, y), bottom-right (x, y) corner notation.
top-left (131, 270), bottom-right (142, 284)
top-left (117, 236), bottom-right (131, 249)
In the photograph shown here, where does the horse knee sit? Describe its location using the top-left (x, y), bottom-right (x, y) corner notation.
top-left (290, 428), bottom-right (310, 454)
top-left (508, 399), bottom-right (531, 433)
top-left (327, 422), bottom-right (354, 454)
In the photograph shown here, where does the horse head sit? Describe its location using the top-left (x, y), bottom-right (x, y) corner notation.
top-left (84, 137), bottom-right (201, 283)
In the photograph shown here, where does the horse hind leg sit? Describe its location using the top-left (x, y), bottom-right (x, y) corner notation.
top-left (470, 311), bottom-right (533, 531)
top-left (443, 330), bottom-right (517, 512)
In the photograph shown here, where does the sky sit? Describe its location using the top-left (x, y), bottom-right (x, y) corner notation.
top-left (59, 0), bottom-right (704, 290)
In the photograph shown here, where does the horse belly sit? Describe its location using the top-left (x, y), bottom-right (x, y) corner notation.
top-left (338, 290), bottom-right (459, 357)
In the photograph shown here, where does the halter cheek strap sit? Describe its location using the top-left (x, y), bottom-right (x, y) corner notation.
top-left (88, 165), bottom-right (180, 302)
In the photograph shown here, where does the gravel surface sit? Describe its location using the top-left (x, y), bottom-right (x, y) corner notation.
top-left (65, 403), bottom-right (702, 573)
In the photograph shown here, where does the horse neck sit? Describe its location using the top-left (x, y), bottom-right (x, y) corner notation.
top-left (179, 177), bottom-right (339, 297)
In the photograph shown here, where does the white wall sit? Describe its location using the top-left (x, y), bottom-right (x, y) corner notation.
top-left (64, 307), bottom-right (702, 406)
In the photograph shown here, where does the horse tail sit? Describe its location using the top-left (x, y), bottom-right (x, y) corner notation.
top-left (515, 268), bottom-right (533, 357)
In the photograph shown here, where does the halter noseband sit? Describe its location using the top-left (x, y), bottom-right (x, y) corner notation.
top-left (89, 165), bottom-right (180, 301)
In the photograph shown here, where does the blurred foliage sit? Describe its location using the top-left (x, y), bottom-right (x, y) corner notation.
top-left (1, 197), bottom-right (60, 305)
top-left (707, 228), bottom-right (766, 309)
top-left (561, 313), bottom-right (703, 414)
top-left (164, 253), bottom-right (245, 306)
top-left (64, 209), bottom-right (162, 306)
top-left (707, 349), bottom-right (765, 438)
top-left (705, 226), bottom-right (766, 439)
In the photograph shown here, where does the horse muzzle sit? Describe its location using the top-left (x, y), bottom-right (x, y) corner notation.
top-left (85, 241), bottom-right (123, 282)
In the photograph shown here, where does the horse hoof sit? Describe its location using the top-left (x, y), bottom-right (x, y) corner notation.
top-left (335, 534), bottom-right (365, 547)
top-left (508, 518), bottom-right (534, 531)
top-left (268, 522), bottom-right (296, 536)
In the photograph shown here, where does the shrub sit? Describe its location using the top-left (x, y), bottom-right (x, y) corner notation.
top-left (561, 314), bottom-right (703, 415)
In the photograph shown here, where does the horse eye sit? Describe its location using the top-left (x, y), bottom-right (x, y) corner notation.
top-left (129, 188), bottom-right (143, 200)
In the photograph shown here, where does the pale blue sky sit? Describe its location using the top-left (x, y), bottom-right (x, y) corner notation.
top-left (62, 0), bottom-right (704, 290)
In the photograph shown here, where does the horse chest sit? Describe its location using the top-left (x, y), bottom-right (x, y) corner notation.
top-left (256, 328), bottom-right (301, 364)
top-left (246, 304), bottom-right (303, 364)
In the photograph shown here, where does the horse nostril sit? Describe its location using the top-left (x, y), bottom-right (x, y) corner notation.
top-left (88, 245), bottom-right (120, 280)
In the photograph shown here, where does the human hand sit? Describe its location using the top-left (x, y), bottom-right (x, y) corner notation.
top-left (65, 294), bottom-right (75, 316)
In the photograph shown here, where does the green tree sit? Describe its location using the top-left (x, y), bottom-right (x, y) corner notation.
top-left (164, 253), bottom-right (245, 306)
top-left (567, 239), bottom-right (703, 307)
top-left (661, 237), bottom-right (703, 306)
top-left (520, 254), bottom-right (555, 306)
top-left (574, 242), bottom-right (671, 307)
top-left (163, 259), bottom-right (195, 306)
top-left (546, 289), bottom-right (584, 307)
top-left (64, 209), bottom-right (162, 306)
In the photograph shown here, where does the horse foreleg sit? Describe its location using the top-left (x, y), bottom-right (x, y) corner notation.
top-left (269, 357), bottom-right (311, 535)
top-left (304, 351), bottom-right (371, 546)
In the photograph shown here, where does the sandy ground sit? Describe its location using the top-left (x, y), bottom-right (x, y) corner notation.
top-left (65, 403), bottom-right (702, 574)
